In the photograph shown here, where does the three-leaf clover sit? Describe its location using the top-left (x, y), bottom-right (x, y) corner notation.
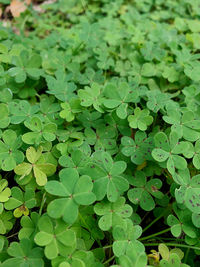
top-left (1, 239), bottom-right (44, 267)
top-left (121, 131), bottom-right (154, 165)
top-left (34, 215), bottom-right (76, 259)
top-left (8, 50), bottom-right (43, 83)
top-left (167, 206), bottom-right (197, 239)
top-left (112, 219), bottom-right (144, 257)
top-left (46, 70), bottom-right (76, 101)
top-left (128, 171), bottom-right (163, 211)
top-left (8, 100), bottom-right (39, 124)
top-left (78, 83), bottom-right (104, 113)
top-left (0, 129), bottom-right (24, 171)
top-left (4, 187), bottom-right (36, 218)
top-left (146, 90), bottom-right (172, 113)
top-left (56, 127), bottom-right (84, 155)
top-left (45, 168), bottom-right (96, 224)
top-left (152, 131), bottom-right (188, 174)
top-left (94, 197), bottom-right (132, 231)
top-left (58, 149), bottom-right (89, 174)
top-left (14, 146), bottom-right (56, 186)
top-left (59, 98), bottom-right (82, 122)
top-left (84, 125), bottom-right (118, 155)
top-left (128, 107), bottom-right (153, 131)
top-left (174, 169), bottom-right (200, 214)
top-left (18, 212), bottom-right (40, 240)
top-left (103, 82), bottom-right (138, 119)
top-left (82, 152), bottom-right (129, 202)
top-left (22, 116), bottom-right (57, 145)
top-left (163, 109), bottom-right (200, 142)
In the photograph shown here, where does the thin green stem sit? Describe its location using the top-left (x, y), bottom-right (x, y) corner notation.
top-left (152, 237), bottom-right (184, 241)
top-left (152, 113), bottom-right (158, 129)
top-left (79, 212), bottom-right (102, 247)
top-left (143, 243), bottom-right (200, 251)
top-left (139, 228), bottom-right (171, 241)
top-left (142, 210), bottom-right (168, 233)
top-left (103, 244), bottom-right (113, 249)
top-left (184, 248), bottom-right (190, 263)
top-left (39, 193), bottom-right (46, 216)
top-left (103, 255), bottom-right (115, 265)
top-left (7, 232), bottom-right (18, 239)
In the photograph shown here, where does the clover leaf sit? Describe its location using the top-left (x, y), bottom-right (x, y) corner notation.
top-left (84, 125), bottom-right (118, 155)
top-left (22, 116), bottom-right (57, 145)
top-left (0, 104), bottom-right (10, 129)
top-left (56, 127), bottom-right (84, 155)
top-left (94, 197), bottom-right (132, 231)
top-left (82, 151), bottom-right (128, 202)
top-left (113, 219), bottom-right (144, 258)
top-left (58, 149), bottom-right (89, 173)
top-left (0, 178), bottom-right (11, 211)
top-left (167, 206), bottom-right (198, 240)
top-left (8, 100), bottom-right (39, 124)
top-left (78, 83), bottom-right (104, 113)
top-left (1, 238), bottom-right (44, 267)
top-left (45, 168), bottom-right (96, 224)
top-left (128, 171), bottom-right (163, 211)
top-left (167, 214), bottom-right (182, 237)
top-left (46, 70), bottom-right (76, 101)
top-left (163, 109), bottom-right (200, 142)
top-left (39, 95), bottom-right (61, 123)
top-left (152, 131), bottom-right (188, 175)
top-left (8, 50), bottom-right (43, 83)
top-left (158, 243), bottom-right (184, 262)
top-left (103, 82), bottom-right (138, 119)
top-left (34, 215), bottom-right (76, 259)
top-left (4, 187), bottom-right (36, 218)
top-left (160, 253), bottom-right (190, 267)
top-left (174, 170), bottom-right (200, 214)
top-left (51, 250), bottom-right (98, 267)
top-left (141, 63), bottom-right (157, 77)
top-left (146, 90), bottom-right (172, 113)
top-left (128, 107), bottom-right (153, 131)
top-left (59, 98), bottom-right (82, 122)
top-left (0, 129), bottom-right (24, 171)
top-left (191, 139), bottom-right (200, 169)
top-left (121, 131), bottom-right (154, 165)
top-left (77, 110), bottom-right (102, 128)
top-left (117, 251), bottom-right (147, 267)
top-left (18, 212), bottom-right (40, 240)
top-left (0, 88), bottom-right (12, 103)
top-left (14, 146), bottom-right (56, 186)
top-left (0, 211), bottom-right (13, 235)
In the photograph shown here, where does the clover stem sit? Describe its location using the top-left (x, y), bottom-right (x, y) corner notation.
top-left (142, 210), bottom-right (168, 233)
top-left (143, 243), bottom-right (200, 251)
top-left (139, 227), bottom-right (171, 241)
top-left (184, 248), bottom-right (190, 263)
top-left (39, 193), bottom-right (46, 216)
top-left (7, 232), bottom-right (19, 239)
top-left (78, 212), bottom-right (102, 248)
top-left (103, 244), bottom-right (113, 249)
top-left (103, 255), bottom-right (115, 265)
top-left (152, 237), bottom-right (184, 242)
top-left (152, 113), bottom-right (158, 129)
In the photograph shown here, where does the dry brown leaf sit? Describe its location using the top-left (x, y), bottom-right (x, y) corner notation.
top-left (10, 0), bottom-right (31, 18)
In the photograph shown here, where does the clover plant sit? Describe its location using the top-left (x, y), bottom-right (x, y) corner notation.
top-left (0, 0), bottom-right (200, 266)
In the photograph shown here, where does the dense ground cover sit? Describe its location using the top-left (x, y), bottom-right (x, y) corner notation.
top-left (0, 0), bottom-right (200, 266)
